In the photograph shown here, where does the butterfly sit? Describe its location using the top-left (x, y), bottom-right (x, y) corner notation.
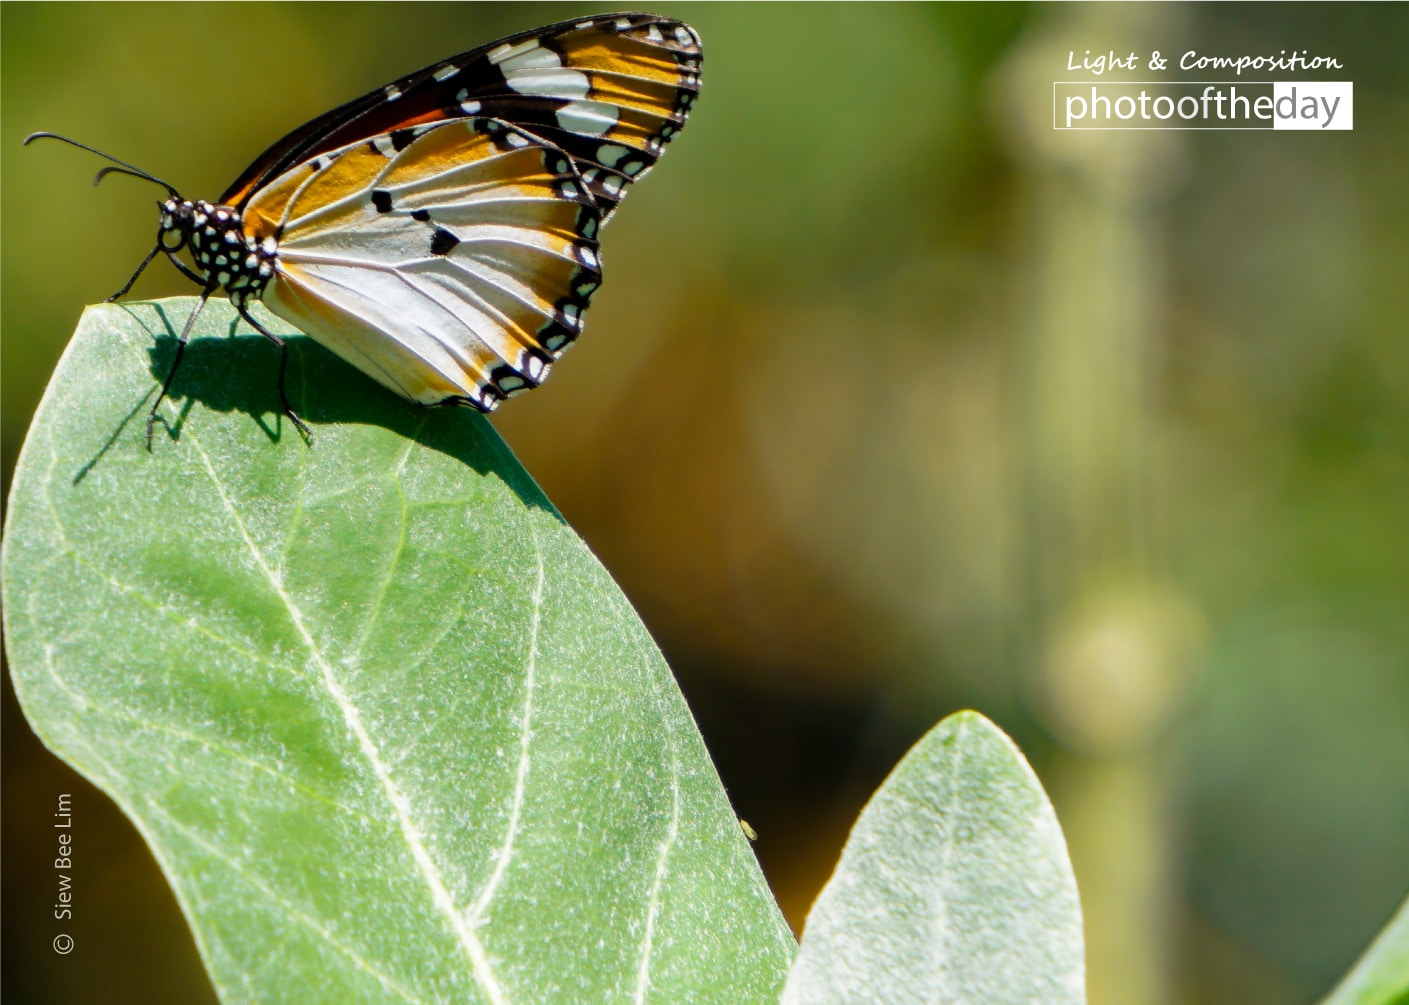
top-left (27, 12), bottom-right (701, 442)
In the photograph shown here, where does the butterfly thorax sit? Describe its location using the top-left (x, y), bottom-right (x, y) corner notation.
top-left (159, 197), bottom-right (277, 307)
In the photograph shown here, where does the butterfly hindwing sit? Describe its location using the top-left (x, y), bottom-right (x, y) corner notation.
top-left (248, 118), bottom-right (602, 410)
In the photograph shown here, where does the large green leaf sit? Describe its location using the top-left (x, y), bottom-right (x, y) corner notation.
top-left (780, 710), bottom-right (1085, 1005)
top-left (1320, 892), bottom-right (1409, 1005)
top-left (2, 299), bottom-right (795, 1003)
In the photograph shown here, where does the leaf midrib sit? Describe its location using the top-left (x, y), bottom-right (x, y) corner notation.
top-left (182, 418), bottom-right (513, 1003)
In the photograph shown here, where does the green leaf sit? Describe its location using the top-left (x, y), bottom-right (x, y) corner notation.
top-left (780, 710), bottom-right (1085, 1005)
top-left (1320, 892), bottom-right (1409, 1005)
top-left (2, 299), bottom-right (795, 1003)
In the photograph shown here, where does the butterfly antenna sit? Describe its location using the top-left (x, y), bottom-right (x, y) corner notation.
top-left (24, 132), bottom-right (180, 198)
top-left (92, 164), bottom-right (178, 195)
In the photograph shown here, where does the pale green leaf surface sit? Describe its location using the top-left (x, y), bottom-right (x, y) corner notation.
top-left (2, 299), bottom-right (795, 1003)
top-left (780, 710), bottom-right (1085, 1005)
top-left (1320, 892), bottom-right (1409, 1005)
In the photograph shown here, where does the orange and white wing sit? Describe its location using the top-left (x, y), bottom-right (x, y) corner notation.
top-left (223, 14), bottom-right (702, 225)
top-left (243, 118), bottom-right (601, 410)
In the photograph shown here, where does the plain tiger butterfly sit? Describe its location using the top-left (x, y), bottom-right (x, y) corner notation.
top-left (27, 13), bottom-right (702, 443)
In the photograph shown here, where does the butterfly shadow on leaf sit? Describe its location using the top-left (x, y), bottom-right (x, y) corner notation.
top-left (78, 303), bottom-right (556, 517)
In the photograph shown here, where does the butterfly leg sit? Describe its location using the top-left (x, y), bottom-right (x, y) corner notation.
top-left (104, 243), bottom-right (163, 302)
top-left (147, 287), bottom-right (213, 448)
top-left (107, 241), bottom-right (204, 302)
top-left (236, 305), bottom-right (312, 442)
top-left (165, 253), bottom-right (207, 286)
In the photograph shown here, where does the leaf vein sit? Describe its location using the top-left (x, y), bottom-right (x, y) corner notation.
top-left (146, 801), bottom-right (428, 1004)
top-left (466, 520), bottom-right (544, 930)
top-left (182, 424), bottom-right (510, 1005)
top-left (634, 647), bottom-right (684, 1003)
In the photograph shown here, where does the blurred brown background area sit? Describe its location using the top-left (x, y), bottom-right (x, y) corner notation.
top-left (4, 3), bottom-right (1408, 1003)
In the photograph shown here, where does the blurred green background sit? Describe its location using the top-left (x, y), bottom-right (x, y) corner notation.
top-left (4, 3), bottom-right (1407, 1002)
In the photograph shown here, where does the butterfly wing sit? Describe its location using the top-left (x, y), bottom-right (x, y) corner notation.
top-left (245, 118), bottom-right (602, 411)
top-left (223, 13), bottom-right (701, 222)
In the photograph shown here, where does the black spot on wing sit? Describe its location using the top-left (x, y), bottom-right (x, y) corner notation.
top-left (411, 209), bottom-right (431, 222)
top-left (371, 190), bottom-right (393, 213)
top-left (429, 228), bottom-right (460, 256)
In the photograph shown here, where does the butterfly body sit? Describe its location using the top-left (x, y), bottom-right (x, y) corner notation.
top-left (162, 199), bottom-right (276, 308)
top-left (31, 13), bottom-right (700, 432)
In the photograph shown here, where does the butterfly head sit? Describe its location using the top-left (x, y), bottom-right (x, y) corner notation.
top-left (160, 197), bottom-right (277, 305)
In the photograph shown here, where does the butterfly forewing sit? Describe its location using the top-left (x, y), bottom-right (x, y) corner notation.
top-left (222, 13), bottom-right (701, 221)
